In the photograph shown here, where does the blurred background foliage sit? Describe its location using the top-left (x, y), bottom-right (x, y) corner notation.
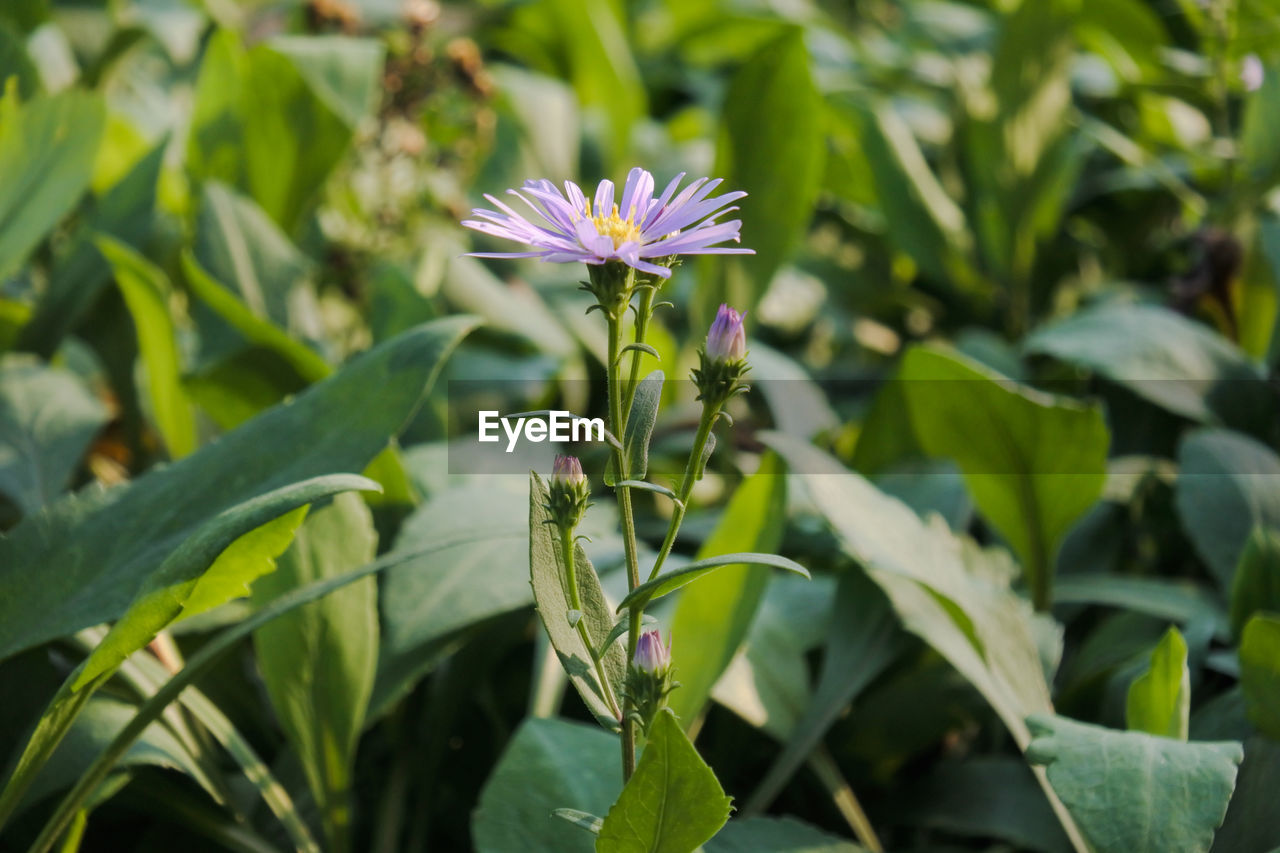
top-left (3, 0), bottom-right (1280, 850)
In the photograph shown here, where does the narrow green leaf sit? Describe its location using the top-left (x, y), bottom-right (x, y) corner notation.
top-left (1054, 574), bottom-right (1229, 640)
top-left (612, 480), bottom-right (682, 508)
top-left (1126, 627), bottom-right (1190, 740)
top-left (181, 249), bottom-right (331, 384)
top-left (0, 358), bottom-right (108, 517)
top-left (899, 345), bottom-right (1109, 610)
top-left (606, 370), bottom-right (662, 486)
top-left (529, 471), bottom-right (626, 729)
top-left (1230, 528), bottom-right (1280, 640)
top-left (1240, 614), bottom-right (1280, 741)
top-left (666, 452), bottom-right (787, 727)
top-left (597, 710), bottom-right (733, 853)
top-left (253, 492), bottom-right (378, 848)
top-left (1026, 713), bottom-right (1243, 853)
top-left (617, 551), bottom-right (810, 613)
top-left (97, 235), bottom-right (199, 459)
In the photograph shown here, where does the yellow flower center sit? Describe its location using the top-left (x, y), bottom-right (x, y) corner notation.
top-left (583, 201), bottom-right (642, 249)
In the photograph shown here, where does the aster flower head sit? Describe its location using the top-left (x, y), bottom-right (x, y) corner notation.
top-left (552, 454), bottom-right (585, 487)
top-left (632, 629), bottom-right (671, 676)
top-left (548, 454), bottom-right (590, 531)
top-left (461, 167), bottom-right (753, 279)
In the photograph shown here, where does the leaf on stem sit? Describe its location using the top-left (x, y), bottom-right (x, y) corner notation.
top-left (617, 552), bottom-right (810, 613)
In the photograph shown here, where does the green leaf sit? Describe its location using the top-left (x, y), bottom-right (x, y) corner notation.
top-left (253, 492), bottom-right (378, 847)
top-left (187, 31), bottom-right (373, 230)
top-left (617, 551), bottom-right (809, 613)
top-left (552, 808), bottom-right (603, 835)
top-left (472, 717), bottom-right (621, 853)
top-left (1025, 304), bottom-right (1267, 426)
top-left (267, 35), bottom-right (384, 128)
top-left (530, 471), bottom-right (627, 729)
top-left (704, 816), bottom-right (867, 852)
top-left (714, 29), bottom-right (823, 308)
top-left (1126, 627), bottom-right (1190, 740)
top-left (0, 87), bottom-right (105, 280)
top-left (181, 249), bottom-right (331, 384)
top-left (606, 370), bottom-right (663, 486)
top-left (374, 481), bottom-right (530, 715)
top-left (1240, 59), bottom-right (1280, 197)
top-left (899, 345), bottom-right (1109, 609)
top-left (746, 569), bottom-right (905, 812)
top-left (0, 317), bottom-right (477, 663)
top-left (19, 139), bottom-right (165, 357)
top-left (596, 709), bottom-right (733, 853)
top-left (1230, 528), bottom-right (1280, 640)
top-left (1053, 574), bottom-right (1228, 640)
top-left (97, 235), bottom-right (199, 459)
top-left (1026, 713), bottom-right (1243, 853)
top-left (1240, 614), bottom-right (1280, 741)
top-left (1176, 429), bottom-right (1280, 590)
top-left (0, 357), bottom-right (108, 517)
top-left (666, 452), bottom-right (788, 728)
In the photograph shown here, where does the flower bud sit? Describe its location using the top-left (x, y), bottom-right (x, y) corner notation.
top-left (547, 454), bottom-right (590, 531)
top-left (705, 304), bottom-right (747, 364)
top-left (625, 630), bottom-right (678, 734)
top-left (692, 304), bottom-right (750, 406)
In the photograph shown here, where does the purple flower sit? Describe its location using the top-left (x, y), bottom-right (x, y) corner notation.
top-left (706, 304), bottom-right (747, 363)
top-left (632, 630), bottom-right (671, 676)
top-left (461, 168), bottom-right (753, 278)
top-left (552, 454), bottom-right (585, 486)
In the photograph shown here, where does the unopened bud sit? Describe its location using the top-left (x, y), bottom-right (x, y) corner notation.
top-left (705, 304), bottom-right (747, 364)
top-left (547, 455), bottom-right (590, 531)
top-left (625, 630), bottom-right (677, 734)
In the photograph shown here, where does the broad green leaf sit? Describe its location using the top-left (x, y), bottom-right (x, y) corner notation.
top-left (1176, 429), bottom-right (1280, 590)
top-left (1025, 304), bottom-right (1267, 426)
top-left (0, 317), bottom-right (477, 663)
top-left (267, 35), bottom-right (384, 128)
top-left (705, 816), bottom-right (866, 852)
top-left (97, 235), bottom-right (198, 459)
top-left (714, 29), bottom-right (823, 308)
top-left (375, 481), bottom-right (530, 715)
top-left (1075, 0), bottom-right (1169, 84)
top-left (747, 569), bottom-right (905, 812)
top-left (1230, 528), bottom-right (1280, 640)
top-left (253, 493), bottom-right (378, 848)
top-left (1240, 614), bottom-right (1280, 741)
top-left (0, 474), bottom-right (367, 833)
top-left (760, 433), bottom-right (1089, 847)
top-left (0, 23), bottom-right (37, 98)
top-left (1026, 714), bottom-right (1243, 853)
top-left (0, 358), bottom-right (107, 516)
top-left (839, 98), bottom-right (977, 289)
top-left (1240, 59), bottom-right (1280, 197)
top-left (1054, 574), bottom-right (1229, 640)
top-left (181, 250), bottom-right (331, 384)
top-left (666, 452), bottom-right (787, 728)
top-left (596, 710), bottom-right (733, 853)
top-left (530, 471), bottom-right (627, 729)
top-left (617, 552), bottom-right (810, 613)
top-left (1126, 627), bottom-right (1190, 740)
top-left (188, 31), bottom-right (372, 230)
top-left (0, 87), bottom-right (105, 280)
top-left (899, 345), bottom-right (1109, 609)
top-left (180, 505), bottom-right (309, 620)
top-left (472, 717), bottom-right (621, 853)
top-left (606, 370), bottom-right (662, 486)
top-left (19, 140), bottom-right (164, 357)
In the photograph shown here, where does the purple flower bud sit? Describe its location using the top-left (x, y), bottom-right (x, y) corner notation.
top-left (552, 454), bottom-right (585, 486)
top-left (705, 304), bottom-right (747, 364)
top-left (632, 630), bottom-right (671, 676)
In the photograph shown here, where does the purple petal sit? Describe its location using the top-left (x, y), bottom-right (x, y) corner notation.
top-left (593, 179), bottom-right (615, 216)
top-left (619, 168), bottom-right (655, 222)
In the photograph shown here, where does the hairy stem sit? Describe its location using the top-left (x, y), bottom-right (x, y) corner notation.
top-left (607, 311), bottom-right (643, 781)
top-left (646, 405), bottom-right (718, 583)
top-left (623, 285), bottom-right (656, 421)
top-left (561, 527), bottom-right (620, 719)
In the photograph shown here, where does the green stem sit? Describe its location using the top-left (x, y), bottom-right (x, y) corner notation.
top-left (561, 527), bottom-right (621, 719)
top-left (646, 405), bottom-right (719, 583)
top-left (607, 311), bottom-right (643, 782)
top-left (623, 286), bottom-right (656, 421)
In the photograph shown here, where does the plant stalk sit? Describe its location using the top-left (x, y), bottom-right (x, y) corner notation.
top-left (646, 406), bottom-right (718, 583)
top-left (561, 527), bottom-right (621, 719)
